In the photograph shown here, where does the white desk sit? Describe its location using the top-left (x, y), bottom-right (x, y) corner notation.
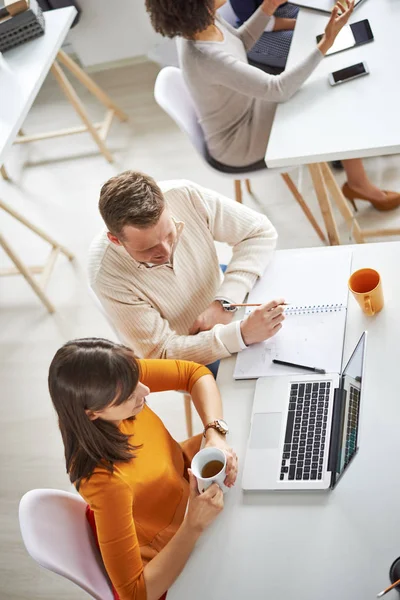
top-left (0, 7), bottom-right (127, 169)
top-left (0, 7), bottom-right (76, 165)
top-left (169, 241), bottom-right (400, 600)
top-left (266, 0), bottom-right (400, 168)
top-left (264, 0), bottom-right (400, 246)
top-left (0, 7), bottom-right (128, 312)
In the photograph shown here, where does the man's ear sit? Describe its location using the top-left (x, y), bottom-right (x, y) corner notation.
top-left (85, 409), bottom-right (99, 421)
top-left (107, 231), bottom-right (122, 246)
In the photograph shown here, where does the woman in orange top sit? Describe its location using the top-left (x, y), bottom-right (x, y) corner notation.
top-left (48, 337), bottom-right (238, 600)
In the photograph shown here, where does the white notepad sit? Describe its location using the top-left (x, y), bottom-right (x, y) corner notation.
top-left (234, 248), bottom-right (352, 379)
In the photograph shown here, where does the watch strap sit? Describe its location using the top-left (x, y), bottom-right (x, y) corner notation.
top-left (203, 420), bottom-right (228, 437)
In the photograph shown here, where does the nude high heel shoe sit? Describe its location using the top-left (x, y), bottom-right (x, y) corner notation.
top-left (342, 182), bottom-right (400, 212)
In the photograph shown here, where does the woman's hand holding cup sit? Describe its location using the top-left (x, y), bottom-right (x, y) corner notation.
top-left (185, 469), bottom-right (224, 535)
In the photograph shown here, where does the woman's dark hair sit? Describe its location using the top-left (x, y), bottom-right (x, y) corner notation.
top-left (48, 338), bottom-right (141, 490)
top-left (145, 0), bottom-right (215, 39)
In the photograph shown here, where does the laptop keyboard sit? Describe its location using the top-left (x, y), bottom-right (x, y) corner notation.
top-left (280, 382), bottom-right (330, 482)
top-left (344, 385), bottom-right (360, 466)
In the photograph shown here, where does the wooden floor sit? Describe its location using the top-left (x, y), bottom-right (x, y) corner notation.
top-left (1, 59), bottom-right (400, 599)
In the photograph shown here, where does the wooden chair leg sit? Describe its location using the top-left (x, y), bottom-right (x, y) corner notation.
top-left (57, 50), bottom-right (129, 122)
top-left (234, 180), bottom-right (243, 203)
top-left (307, 164), bottom-right (341, 246)
top-left (245, 179), bottom-right (252, 194)
top-left (0, 233), bottom-right (55, 313)
top-left (50, 60), bottom-right (114, 163)
top-left (183, 393), bottom-right (193, 438)
top-left (0, 199), bottom-right (74, 261)
top-left (1, 165), bottom-right (10, 180)
top-left (280, 172), bottom-right (326, 243)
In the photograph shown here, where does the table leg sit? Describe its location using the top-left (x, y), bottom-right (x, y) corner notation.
top-left (280, 172), bottom-right (326, 243)
top-left (0, 233), bottom-right (55, 314)
top-left (50, 60), bottom-right (114, 163)
top-left (0, 199), bottom-right (74, 261)
top-left (57, 50), bottom-right (129, 122)
top-left (320, 163), bottom-right (365, 244)
top-left (308, 164), bottom-right (340, 245)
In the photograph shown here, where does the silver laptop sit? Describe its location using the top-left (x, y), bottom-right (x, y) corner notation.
top-left (291, 0), bottom-right (367, 13)
top-left (242, 332), bottom-right (367, 491)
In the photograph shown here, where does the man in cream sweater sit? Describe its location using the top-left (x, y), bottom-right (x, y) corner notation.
top-left (88, 171), bottom-right (285, 365)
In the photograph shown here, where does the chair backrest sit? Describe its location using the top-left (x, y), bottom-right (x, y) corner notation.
top-left (19, 489), bottom-right (114, 600)
top-left (217, 0), bottom-right (238, 27)
top-left (154, 66), bottom-right (205, 156)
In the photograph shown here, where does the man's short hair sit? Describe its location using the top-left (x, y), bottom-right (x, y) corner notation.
top-left (99, 171), bottom-right (165, 238)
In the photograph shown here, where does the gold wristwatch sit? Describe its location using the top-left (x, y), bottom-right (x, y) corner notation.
top-left (203, 419), bottom-right (229, 437)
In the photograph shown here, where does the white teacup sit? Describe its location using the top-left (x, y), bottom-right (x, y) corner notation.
top-left (191, 447), bottom-right (228, 493)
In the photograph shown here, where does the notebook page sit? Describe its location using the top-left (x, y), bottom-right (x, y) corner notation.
top-left (234, 309), bottom-right (346, 378)
top-left (244, 248), bottom-right (352, 314)
top-left (234, 248), bottom-right (352, 379)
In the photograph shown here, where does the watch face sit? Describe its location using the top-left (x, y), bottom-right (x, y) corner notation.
top-left (216, 419), bottom-right (229, 433)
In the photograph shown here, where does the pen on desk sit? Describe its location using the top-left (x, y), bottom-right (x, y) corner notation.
top-left (377, 578), bottom-right (400, 598)
top-left (222, 302), bottom-right (290, 308)
top-left (272, 359), bottom-right (326, 375)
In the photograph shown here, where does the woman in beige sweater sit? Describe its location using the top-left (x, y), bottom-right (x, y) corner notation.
top-left (146, 0), bottom-right (400, 211)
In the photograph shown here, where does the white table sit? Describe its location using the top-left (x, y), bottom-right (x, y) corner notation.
top-left (266, 0), bottom-right (400, 167)
top-left (0, 7), bottom-right (76, 165)
top-left (0, 8), bottom-right (127, 312)
top-left (265, 0), bottom-right (400, 245)
top-left (0, 7), bottom-right (127, 168)
top-left (169, 241), bottom-right (400, 600)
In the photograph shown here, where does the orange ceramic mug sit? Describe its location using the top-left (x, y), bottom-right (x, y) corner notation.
top-left (348, 268), bottom-right (384, 316)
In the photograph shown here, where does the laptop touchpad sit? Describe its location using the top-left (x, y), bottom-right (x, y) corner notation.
top-left (250, 413), bottom-right (282, 449)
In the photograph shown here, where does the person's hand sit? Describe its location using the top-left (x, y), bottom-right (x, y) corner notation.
top-left (240, 298), bottom-right (285, 346)
top-left (204, 429), bottom-right (238, 488)
top-left (189, 300), bottom-right (233, 335)
top-left (318, 1), bottom-right (355, 55)
top-left (261, 0), bottom-right (289, 16)
top-left (185, 470), bottom-right (224, 534)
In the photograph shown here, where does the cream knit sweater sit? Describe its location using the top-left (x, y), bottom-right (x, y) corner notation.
top-left (88, 180), bottom-right (277, 364)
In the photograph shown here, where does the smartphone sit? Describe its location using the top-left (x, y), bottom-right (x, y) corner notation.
top-left (328, 62), bottom-right (369, 86)
top-left (316, 19), bottom-right (373, 56)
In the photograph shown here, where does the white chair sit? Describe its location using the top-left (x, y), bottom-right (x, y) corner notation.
top-left (217, 0), bottom-right (238, 26)
top-left (154, 66), bottom-right (326, 242)
top-left (88, 284), bottom-right (194, 437)
top-left (19, 488), bottom-right (114, 600)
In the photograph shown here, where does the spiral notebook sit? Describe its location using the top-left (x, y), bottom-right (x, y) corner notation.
top-left (234, 248), bottom-right (352, 379)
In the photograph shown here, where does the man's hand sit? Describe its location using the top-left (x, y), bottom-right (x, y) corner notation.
top-left (204, 429), bottom-right (238, 488)
top-left (189, 301), bottom-right (234, 335)
top-left (240, 298), bottom-right (285, 346)
top-left (261, 0), bottom-right (288, 16)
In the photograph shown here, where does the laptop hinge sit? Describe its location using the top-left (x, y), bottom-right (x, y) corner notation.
top-left (327, 386), bottom-right (347, 478)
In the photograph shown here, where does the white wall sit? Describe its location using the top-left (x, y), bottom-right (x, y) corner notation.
top-left (67, 0), bottom-right (162, 67)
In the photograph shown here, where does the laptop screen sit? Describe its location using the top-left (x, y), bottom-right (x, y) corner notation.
top-left (330, 333), bottom-right (366, 487)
